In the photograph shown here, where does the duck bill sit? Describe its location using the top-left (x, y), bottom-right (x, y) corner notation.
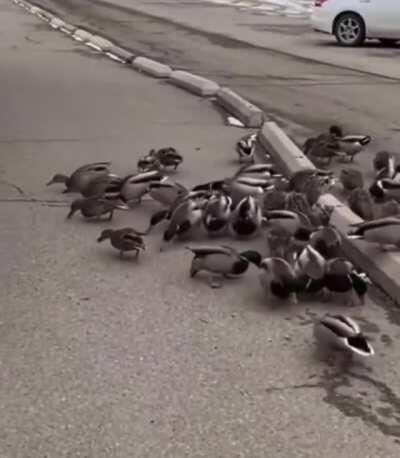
top-left (97, 236), bottom-right (105, 243)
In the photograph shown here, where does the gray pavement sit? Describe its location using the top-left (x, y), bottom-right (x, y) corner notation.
top-left (2, 1), bottom-right (400, 457)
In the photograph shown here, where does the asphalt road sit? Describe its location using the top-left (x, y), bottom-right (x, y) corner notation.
top-left (2, 1), bottom-right (400, 457)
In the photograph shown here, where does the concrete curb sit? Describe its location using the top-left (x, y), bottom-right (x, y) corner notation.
top-left (88, 35), bottom-right (114, 52)
top-left (318, 194), bottom-right (400, 305)
top-left (60, 23), bottom-right (76, 35)
top-left (258, 121), bottom-right (315, 177)
top-left (169, 70), bottom-right (220, 97)
top-left (132, 57), bottom-right (172, 78)
top-left (217, 87), bottom-right (264, 128)
top-left (107, 45), bottom-right (134, 64)
top-left (72, 29), bottom-right (93, 43)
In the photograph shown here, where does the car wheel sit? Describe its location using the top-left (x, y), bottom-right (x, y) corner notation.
top-left (379, 39), bottom-right (398, 46)
top-left (334, 13), bottom-right (365, 46)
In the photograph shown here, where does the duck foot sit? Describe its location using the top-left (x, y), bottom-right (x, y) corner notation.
top-left (208, 275), bottom-right (222, 289)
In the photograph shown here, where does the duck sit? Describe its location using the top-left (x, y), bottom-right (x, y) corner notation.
top-left (373, 150), bottom-right (396, 179)
top-left (259, 257), bottom-right (301, 305)
top-left (144, 191), bottom-right (211, 234)
top-left (348, 217), bottom-right (400, 250)
top-left (202, 192), bottom-right (232, 237)
top-left (67, 197), bottom-right (128, 221)
top-left (224, 175), bottom-right (273, 207)
top-left (295, 245), bottom-right (326, 281)
top-left (155, 147), bottom-right (183, 170)
top-left (348, 188), bottom-right (374, 220)
top-left (263, 188), bottom-right (288, 212)
top-left (97, 227), bottom-right (146, 258)
top-left (289, 169), bottom-right (334, 193)
top-left (376, 199), bottom-right (400, 218)
top-left (236, 133), bottom-right (257, 163)
top-left (46, 161), bottom-right (112, 193)
top-left (80, 173), bottom-right (123, 199)
top-left (313, 314), bottom-right (374, 357)
top-left (148, 180), bottom-right (188, 207)
top-left (234, 163), bottom-right (281, 179)
top-left (118, 170), bottom-right (165, 205)
top-left (228, 195), bottom-right (263, 239)
top-left (137, 153), bottom-right (160, 172)
top-left (303, 133), bottom-right (339, 166)
top-left (339, 168), bottom-right (364, 192)
top-left (186, 245), bottom-right (261, 288)
top-left (160, 198), bottom-right (205, 251)
top-left (309, 226), bottom-right (342, 259)
top-left (264, 210), bottom-right (309, 237)
top-left (323, 258), bottom-right (368, 306)
top-left (369, 178), bottom-right (400, 202)
top-left (329, 125), bottom-right (371, 162)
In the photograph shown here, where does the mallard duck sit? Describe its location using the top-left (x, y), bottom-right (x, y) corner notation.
top-left (67, 197), bottom-right (128, 220)
top-left (228, 195), bottom-right (263, 238)
top-left (376, 199), bottom-right (400, 218)
top-left (234, 163), bottom-right (280, 179)
top-left (155, 147), bottom-right (183, 170)
top-left (323, 258), bottom-right (368, 306)
top-left (340, 168), bottom-right (364, 192)
top-left (309, 226), bottom-right (342, 259)
top-left (329, 125), bottom-right (371, 162)
top-left (160, 198), bottom-right (205, 250)
top-left (186, 245), bottom-right (261, 288)
top-left (148, 181), bottom-right (187, 207)
top-left (289, 169), bottom-right (334, 193)
top-left (348, 217), bottom-right (400, 250)
top-left (224, 175), bottom-right (273, 207)
top-left (97, 227), bottom-right (146, 258)
top-left (203, 192), bottom-right (232, 237)
top-left (264, 210), bottom-right (310, 236)
top-left (263, 188), bottom-right (288, 212)
top-left (259, 257), bottom-right (301, 305)
top-left (370, 178), bottom-right (400, 203)
top-left (137, 153), bottom-right (160, 172)
top-left (80, 173), bottom-right (123, 198)
top-left (314, 314), bottom-right (374, 357)
top-left (348, 188), bottom-right (374, 220)
top-left (118, 170), bottom-right (165, 205)
top-left (46, 161), bottom-right (112, 193)
top-left (373, 151), bottom-right (396, 179)
top-left (236, 133), bottom-right (257, 163)
top-left (294, 245), bottom-right (326, 281)
top-left (304, 134), bottom-right (339, 166)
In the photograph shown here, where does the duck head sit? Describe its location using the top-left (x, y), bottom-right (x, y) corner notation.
top-left (97, 229), bottom-right (113, 242)
top-left (239, 250), bottom-right (262, 267)
top-left (47, 173), bottom-right (69, 186)
top-left (329, 125), bottom-right (344, 138)
top-left (67, 198), bottom-right (84, 219)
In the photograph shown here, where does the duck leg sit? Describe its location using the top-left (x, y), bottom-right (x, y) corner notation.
top-left (108, 210), bottom-right (114, 221)
top-left (119, 250), bottom-right (124, 258)
top-left (208, 274), bottom-right (223, 289)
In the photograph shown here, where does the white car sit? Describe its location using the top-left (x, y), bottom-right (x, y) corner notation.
top-left (311, 0), bottom-right (400, 46)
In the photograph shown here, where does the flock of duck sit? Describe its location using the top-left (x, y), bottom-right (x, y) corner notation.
top-left (45, 124), bottom-right (400, 360)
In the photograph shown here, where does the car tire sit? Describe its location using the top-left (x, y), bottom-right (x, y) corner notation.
top-left (379, 39), bottom-right (398, 46)
top-left (334, 13), bottom-right (366, 47)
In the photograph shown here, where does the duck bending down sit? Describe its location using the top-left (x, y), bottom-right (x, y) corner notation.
top-left (186, 245), bottom-right (261, 288)
top-left (67, 197), bottom-right (128, 221)
top-left (236, 133), bottom-right (257, 163)
top-left (97, 227), bottom-right (146, 258)
top-left (348, 217), bottom-right (400, 251)
top-left (259, 257), bottom-right (302, 305)
top-left (203, 193), bottom-right (232, 237)
top-left (47, 161), bottom-right (112, 193)
top-left (294, 245), bottom-right (326, 296)
top-left (228, 195), bottom-right (263, 239)
top-left (329, 125), bottom-right (371, 162)
top-left (323, 258), bottom-right (369, 306)
top-left (314, 314), bottom-right (374, 357)
top-left (148, 180), bottom-right (188, 207)
top-left (117, 170), bottom-right (165, 205)
top-left (80, 173), bottom-right (123, 199)
top-left (160, 198), bottom-right (205, 251)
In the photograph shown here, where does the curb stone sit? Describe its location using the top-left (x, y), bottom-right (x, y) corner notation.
top-left (258, 121), bottom-right (315, 177)
top-left (169, 70), bottom-right (220, 97)
top-left (50, 17), bottom-right (66, 29)
top-left (88, 35), bottom-right (114, 52)
top-left (132, 57), bottom-right (172, 78)
top-left (107, 45), bottom-right (134, 63)
top-left (60, 23), bottom-right (76, 35)
top-left (318, 194), bottom-right (400, 306)
top-left (217, 87), bottom-right (264, 128)
top-left (73, 29), bottom-right (93, 43)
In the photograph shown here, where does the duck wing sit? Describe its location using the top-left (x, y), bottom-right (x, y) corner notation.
top-left (73, 162), bottom-right (112, 174)
top-left (186, 245), bottom-right (236, 258)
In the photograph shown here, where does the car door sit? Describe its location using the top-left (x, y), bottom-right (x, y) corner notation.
top-left (361, 0), bottom-right (400, 37)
